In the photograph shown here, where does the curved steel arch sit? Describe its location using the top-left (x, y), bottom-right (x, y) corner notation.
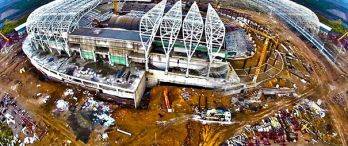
top-left (205, 4), bottom-right (226, 77)
top-left (26, 0), bottom-right (101, 55)
top-left (160, 0), bottom-right (182, 74)
top-left (139, 0), bottom-right (167, 71)
top-left (182, 2), bottom-right (204, 77)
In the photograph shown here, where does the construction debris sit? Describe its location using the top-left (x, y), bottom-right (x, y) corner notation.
top-left (224, 98), bottom-right (338, 145)
top-left (38, 95), bottom-right (50, 104)
top-left (181, 88), bottom-right (190, 101)
top-left (117, 128), bottom-right (132, 136)
top-left (56, 100), bottom-right (69, 112)
top-left (81, 98), bottom-right (115, 127)
top-left (63, 88), bottom-right (75, 97)
top-left (0, 94), bottom-right (47, 146)
top-left (102, 133), bottom-right (109, 141)
top-left (19, 68), bottom-right (25, 74)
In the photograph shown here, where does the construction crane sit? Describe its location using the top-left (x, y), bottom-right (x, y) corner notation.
top-left (113, 0), bottom-right (118, 15)
top-left (337, 32), bottom-right (347, 54)
top-left (210, 0), bottom-right (221, 10)
top-left (244, 25), bottom-right (276, 42)
top-left (0, 32), bottom-right (10, 42)
top-left (113, 0), bottom-right (124, 15)
top-left (243, 24), bottom-right (278, 83)
top-left (253, 37), bottom-right (270, 83)
top-left (338, 32), bottom-right (348, 42)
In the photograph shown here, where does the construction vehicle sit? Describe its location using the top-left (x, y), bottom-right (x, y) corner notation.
top-left (242, 22), bottom-right (278, 83)
top-left (192, 108), bottom-right (232, 125)
top-left (163, 88), bottom-right (173, 112)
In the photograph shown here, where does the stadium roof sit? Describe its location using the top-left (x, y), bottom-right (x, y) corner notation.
top-left (70, 28), bottom-right (145, 42)
top-left (108, 15), bottom-right (140, 30)
top-left (26, 0), bottom-right (101, 54)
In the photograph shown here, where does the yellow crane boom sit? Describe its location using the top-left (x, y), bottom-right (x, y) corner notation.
top-left (338, 32), bottom-right (348, 42)
top-left (253, 38), bottom-right (270, 83)
top-left (114, 0), bottom-right (118, 15)
top-left (0, 32), bottom-right (10, 42)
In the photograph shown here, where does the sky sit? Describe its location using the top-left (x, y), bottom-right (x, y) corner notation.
top-left (339, 0), bottom-right (348, 3)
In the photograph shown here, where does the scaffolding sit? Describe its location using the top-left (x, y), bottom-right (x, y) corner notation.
top-left (26, 0), bottom-right (101, 55)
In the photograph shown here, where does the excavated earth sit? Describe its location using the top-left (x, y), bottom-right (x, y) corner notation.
top-left (0, 7), bottom-right (347, 146)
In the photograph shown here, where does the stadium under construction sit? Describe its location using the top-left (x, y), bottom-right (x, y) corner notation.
top-left (22, 0), bottom-right (285, 107)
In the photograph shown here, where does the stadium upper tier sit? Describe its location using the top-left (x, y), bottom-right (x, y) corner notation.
top-left (229, 0), bottom-right (321, 34)
top-left (24, 0), bottom-right (258, 83)
top-left (25, 0), bottom-right (256, 75)
top-left (253, 0), bottom-right (320, 34)
top-left (25, 0), bottom-right (253, 59)
top-left (22, 0), bottom-right (283, 107)
top-left (26, 0), bottom-right (102, 54)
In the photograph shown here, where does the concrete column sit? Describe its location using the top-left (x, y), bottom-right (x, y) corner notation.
top-left (108, 52), bottom-right (112, 66)
top-left (126, 54), bottom-right (129, 67)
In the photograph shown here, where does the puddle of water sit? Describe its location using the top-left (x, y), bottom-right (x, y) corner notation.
top-left (67, 112), bottom-right (92, 143)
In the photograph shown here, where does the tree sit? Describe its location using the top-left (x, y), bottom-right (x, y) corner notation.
top-left (0, 122), bottom-right (14, 145)
top-left (0, 16), bottom-right (27, 35)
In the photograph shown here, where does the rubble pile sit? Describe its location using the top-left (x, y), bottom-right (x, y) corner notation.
top-left (225, 134), bottom-right (248, 146)
top-left (40, 95), bottom-right (50, 104)
top-left (63, 88), bottom-right (75, 97)
top-left (0, 94), bottom-right (47, 145)
top-left (56, 100), bottom-right (69, 112)
top-left (231, 88), bottom-right (299, 113)
top-left (81, 98), bottom-right (115, 127)
top-left (231, 94), bottom-right (262, 113)
top-left (301, 99), bottom-right (326, 118)
top-left (181, 88), bottom-right (190, 101)
top-left (225, 99), bottom-right (338, 145)
top-left (331, 92), bottom-right (347, 108)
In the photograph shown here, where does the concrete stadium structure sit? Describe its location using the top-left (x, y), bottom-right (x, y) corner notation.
top-left (23, 0), bottom-right (256, 107)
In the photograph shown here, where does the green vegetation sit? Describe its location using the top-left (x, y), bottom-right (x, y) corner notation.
top-left (318, 15), bottom-right (348, 34)
top-left (13, 0), bottom-right (52, 10)
top-left (300, 0), bottom-right (333, 10)
top-left (0, 16), bottom-right (27, 35)
top-left (292, 0), bottom-right (348, 34)
top-left (0, 0), bottom-right (53, 34)
top-left (0, 122), bottom-right (13, 145)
